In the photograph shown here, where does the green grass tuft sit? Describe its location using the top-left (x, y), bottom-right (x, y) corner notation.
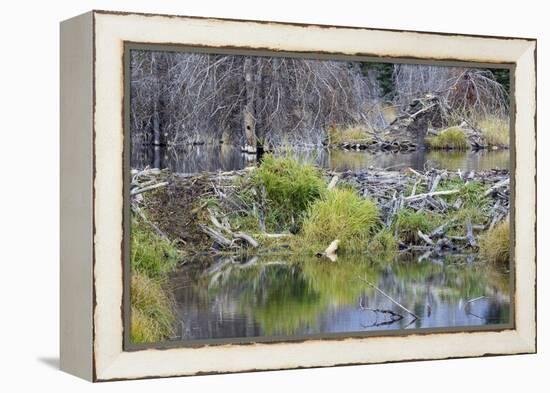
top-left (458, 181), bottom-right (490, 208)
top-left (253, 154), bottom-right (326, 230)
top-left (394, 209), bottom-right (440, 244)
top-left (131, 218), bottom-right (179, 279)
top-left (368, 229), bottom-right (398, 259)
top-left (479, 220), bottom-right (510, 266)
top-left (130, 271), bottom-right (176, 344)
top-left (300, 188), bottom-right (379, 252)
top-left (426, 127), bottom-right (469, 150)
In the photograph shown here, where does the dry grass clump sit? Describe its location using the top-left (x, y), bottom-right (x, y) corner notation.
top-left (478, 116), bottom-right (509, 147)
top-left (328, 124), bottom-right (373, 145)
top-left (130, 271), bottom-right (176, 343)
top-left (479, 220), bottom-right (510, 266)
top-left (426, 127), bottom-right (469, 150)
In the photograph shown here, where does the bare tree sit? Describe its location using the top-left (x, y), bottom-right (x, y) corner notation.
top-left (393, 64), bottom-right (508, 120)
top-left (130, 51), bottom-right (381, 150)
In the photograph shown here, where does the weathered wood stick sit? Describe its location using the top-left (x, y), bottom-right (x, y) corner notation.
top-left (466, 218), bottom-right (478, 248)
top-left (130, 181), bottom-right (169, 196)
top-left (483, 178), bottom-right (510, 196)
top-left (429, 174), bottom-right (441, 193)
top-left (234, 232), bottom-right (259, 248)
top-left (327, 175), bottom-right (339, 190)
top-left (257, 233), bottom-right (293, 238)
top-left (404, 189), bottom-right (460, 202)
top-left (199, 224), bottom-right (233, 247)
top-left (417, 230), bottom-right (434, 246)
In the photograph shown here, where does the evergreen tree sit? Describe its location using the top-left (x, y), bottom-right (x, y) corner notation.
top-left (490, 68), bottom-right (510, 95)
top-left (360, 62), bottom-right (395, 99)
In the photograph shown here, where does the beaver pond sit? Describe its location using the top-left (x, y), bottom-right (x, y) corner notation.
top-left (169, 254), bottom-right (510, 341)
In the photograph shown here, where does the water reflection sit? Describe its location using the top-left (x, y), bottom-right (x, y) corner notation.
top-left (170, 254), bottom-right (510, 340)
top-left (132, 144), bottom-right (509, 174)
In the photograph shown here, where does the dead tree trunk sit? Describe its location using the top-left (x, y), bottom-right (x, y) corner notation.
top-left (242, 57), bottom-right (257, 153)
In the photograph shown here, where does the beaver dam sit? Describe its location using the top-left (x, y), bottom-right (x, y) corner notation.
top-left (129, 155), bottom-right (511, 342)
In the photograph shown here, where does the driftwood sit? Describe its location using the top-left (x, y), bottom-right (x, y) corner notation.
top-left (205, 209), bottom-right (260, 249)
top-left (327, 175), bottom-right (339, 190)
top-left (199, 224), bottom-right (233, 248)
top-left (404, 189), bottom-right (460, 202)
top-left (234, 232), bottom-right (260, 248)
top-left (130, 181), bottom-right (169, 196)
top-left (417, 230), bottom-right (434, 246)
top-left (465, 218), bottom-right (478, 248)
top-left (316, 239), bottom-right (340, 262)
top-left (484, 178), bottom-right (510, 196)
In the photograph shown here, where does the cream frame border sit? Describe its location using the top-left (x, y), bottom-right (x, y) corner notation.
top-left (90, 11), bottom-right (536, 381)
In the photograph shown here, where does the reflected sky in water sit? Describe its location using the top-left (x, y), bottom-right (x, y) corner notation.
top-left (169, 254), bottom-right (510, 341)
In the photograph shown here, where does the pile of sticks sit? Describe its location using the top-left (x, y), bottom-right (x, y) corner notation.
top-left (335, 167), bottom-right (510, 253)
top-left (336, 139), bottom-right (417, 153)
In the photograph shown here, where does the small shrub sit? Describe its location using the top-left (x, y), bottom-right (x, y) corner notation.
top-left (479, 116), bottom-right (509, 147)
top-left (300, 189), bottom-right (379, 252)
top-left (328, 124), bottom-right (373, 145)
top-left (479, 220), bottom-right (510, 266)
top-left (130, 271), bottom-right (176, 343)
top-left (253, 155), bottom-right (326, 229)
top-left (131, 218), bottom-right (179, 279)
top-left (394, 209), bottom-right (440, 244)
top-left (426, 127), bottom-right (469, 150)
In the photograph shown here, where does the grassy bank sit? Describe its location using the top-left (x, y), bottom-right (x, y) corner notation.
top-left (130, 217), bottom-right (180, 343)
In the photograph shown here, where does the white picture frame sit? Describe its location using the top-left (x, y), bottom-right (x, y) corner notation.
top-left (60, 10), bottom-right (536, 381)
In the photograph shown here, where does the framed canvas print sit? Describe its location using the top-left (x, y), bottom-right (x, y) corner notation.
top-left (60, 10), bottom-right (537, 381)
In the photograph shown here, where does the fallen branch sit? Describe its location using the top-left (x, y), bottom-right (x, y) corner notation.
top-left (404, 189), bottom-right (460, 202)
top-left (199, 224), bottom-right (233, 248)
top-left (234, 232), bottom-right (260, 248)
top-left (484, 178), bottom-right (510, 196)
top-left (417, 230), bottom-right (434, 246)
top-left (130, 181), bottom-right (169, 196)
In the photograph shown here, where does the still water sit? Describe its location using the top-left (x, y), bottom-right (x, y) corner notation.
top-left (169, 254), bottom-right (510, 341)
top-left (132, 144), bottom-right (509, 174)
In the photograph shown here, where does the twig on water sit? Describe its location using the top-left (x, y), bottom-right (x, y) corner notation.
top-left (358, 276), bottom-right (420, 321)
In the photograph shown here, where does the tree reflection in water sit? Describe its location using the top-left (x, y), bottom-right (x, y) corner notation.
top-left (169, 253), bottom-right (511, 340)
